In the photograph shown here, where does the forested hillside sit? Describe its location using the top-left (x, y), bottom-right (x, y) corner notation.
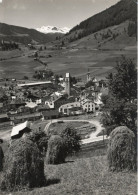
top-left (69, 0), bottom-right (136, 40)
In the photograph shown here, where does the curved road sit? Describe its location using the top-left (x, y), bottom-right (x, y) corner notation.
top-left (44, 119), bottom-right (107, 144)
top-left (0, 119), bottom-right (108, 144)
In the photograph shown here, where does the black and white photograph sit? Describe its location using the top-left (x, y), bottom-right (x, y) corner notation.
top-left (0, 0), bottom-right (137, 194)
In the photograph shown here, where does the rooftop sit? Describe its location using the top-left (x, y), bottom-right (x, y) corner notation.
top-left (0, 114), bottom-right (8, 119)
top-left (11, 121), bottom-right (32, 137)
top-left (18, 81), bottom-right (52, 87)
top-left (42, 110), bottom-right (59, 117)
top-left (14, 112), bottom-right (42, 120)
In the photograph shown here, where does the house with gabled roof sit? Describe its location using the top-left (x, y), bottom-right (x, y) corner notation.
top-left (59, 102), bottom-right (81, 116)
top-left (11, 121), bottom-right (32, 139)
top-left (0, 113), bottom-right (10, 123)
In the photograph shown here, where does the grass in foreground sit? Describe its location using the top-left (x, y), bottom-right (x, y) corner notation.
top-left (0, 155), bottom-right (136, 195)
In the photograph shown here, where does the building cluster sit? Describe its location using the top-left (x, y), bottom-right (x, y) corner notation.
top-left (0, 71), bottom-right (108, 127)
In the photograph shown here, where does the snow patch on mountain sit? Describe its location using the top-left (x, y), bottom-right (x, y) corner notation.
top-left (36, 26), bottom-right (70, 34)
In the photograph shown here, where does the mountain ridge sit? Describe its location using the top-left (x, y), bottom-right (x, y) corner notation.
top-left (36, 26), bottom-right (70, 34)
top-left (0, 22), bottom-right (62, 44)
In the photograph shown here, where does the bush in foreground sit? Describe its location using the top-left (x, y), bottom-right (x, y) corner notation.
top-left (60, 127), bottom-right (81, 157)
top-left (1, 136), bottom-right (46, 191)
top-left (28, 128), bottom-right (48, 155)
top-left (107, 126), bottom-right (136, 171)
top-left (46, 135), bottom-right (65, 164)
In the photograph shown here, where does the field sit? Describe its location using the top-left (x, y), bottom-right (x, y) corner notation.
top-left (48, 121), bottom-right (96, 139)
top-left (0, 20), bottom-right (136, 81)
top-left (0, 116), bottom-right (136, 195)
top-left (0, 154), bottom-right (136, 195)
top-left (0, 46), bottom-right (136, 81)
top-left (0, 137), bottom-right (136, 195)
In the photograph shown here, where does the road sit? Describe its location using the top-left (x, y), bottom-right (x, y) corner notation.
top-left (0, 129), bottom-right (11, 140)
top-left (44, 119), bottom-right (108, 144)
top-left (0, 119), bottom-right (108, 144)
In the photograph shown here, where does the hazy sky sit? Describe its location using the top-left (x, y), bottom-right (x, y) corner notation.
top-left (0, 0), bottom-right (120, 29)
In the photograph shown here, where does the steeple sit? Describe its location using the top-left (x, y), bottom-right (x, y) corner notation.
top-left (65, 73), bottom-right (71, 96)
top-left (87, 68), bottom-right (91, 82)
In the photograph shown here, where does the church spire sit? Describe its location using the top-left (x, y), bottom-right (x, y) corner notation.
top-left (87, 68), bottom-right (91, 82)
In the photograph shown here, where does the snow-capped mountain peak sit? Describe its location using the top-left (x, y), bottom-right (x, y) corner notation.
top-left (36, 26), bottom-right (70, 34)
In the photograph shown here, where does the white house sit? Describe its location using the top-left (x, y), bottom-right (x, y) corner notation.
top-left (59, 102), bottom-right (81, 115)
top-left (11, 96), bottom-right (16, 100)
top-left (82, 100), bottom-right (95, 113)
top-left (36, 99), bottom-right (42, 105)
top-left (45, 101), bottom-right (54, 109)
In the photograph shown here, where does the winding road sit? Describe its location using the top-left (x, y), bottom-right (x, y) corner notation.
top-left (0, 118), bottom-right (108, 144)
top-left (44, 119), bottom-right (107, 144)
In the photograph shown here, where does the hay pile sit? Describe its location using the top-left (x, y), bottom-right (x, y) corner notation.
top-left (46, 135), bottom-right (65, 164)
top-left (1, 135), bottom-right (46, 191)
top-left (107, 126), bottom-right (136, 171)
top-left (0, 145), bottom-right (4, 172)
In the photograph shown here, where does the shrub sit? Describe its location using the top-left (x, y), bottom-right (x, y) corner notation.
top-left (107, 126), bottom-right (136, 171)
top-left (28, 128), bottom-right (48, 155)
top-left (1, 136), bottom-right (46, 191)
top-left (60, 127), bottom-right (81, 157)
top-left (46, 135), bottom-right (65, 164)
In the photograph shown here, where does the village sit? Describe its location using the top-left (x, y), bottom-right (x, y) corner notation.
top-left (0, 69), bottom-right (108, 128)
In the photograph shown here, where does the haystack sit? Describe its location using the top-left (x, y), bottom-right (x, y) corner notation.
top-left (0, 145), bottom-right (4, 172)
top-left (46, 135), bottom-right (65, 164)
top-left (107, 126), bottom-right (136, 171)
top-left (1, 136), bottom-right (46, 191)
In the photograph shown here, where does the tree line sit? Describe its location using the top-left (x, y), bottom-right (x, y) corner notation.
top-left (0, 41), bottom-right (19, 51)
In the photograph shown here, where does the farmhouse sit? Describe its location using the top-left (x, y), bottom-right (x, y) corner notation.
top-left (42, 110), bottom-right (59, 119)
top-left (10, 100), bottom-right (26, 109)
top-left (0, 114), bottom-right (10, 123)
top-left (11, 112), bottom-right (42, 124)
top-left (11, 121), bottom-right (32, 139)
top-left (59, 102), bottom-right (81, 115)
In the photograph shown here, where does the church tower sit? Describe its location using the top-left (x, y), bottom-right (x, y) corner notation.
top-left (87, 68), bottom-right (91, 82)
top-left (65, 73), bottom-right (71, 96)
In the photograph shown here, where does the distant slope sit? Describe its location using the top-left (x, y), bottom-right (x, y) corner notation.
top-left (67, 21), bottom-right (137, 50)
top-left (67, 0), bottom-right (136, 41)
top-left (0, 23), bottom-right (62, 44)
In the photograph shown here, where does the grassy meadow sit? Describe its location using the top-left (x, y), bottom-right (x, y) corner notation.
top-left (0, 135), bottom-right (136, 195)
top-left (0, 46), bottom-right (136, 80)
top-left (0, 155), bottom-right (136, 195)
top-left (0, 116), bottom-right (136, 195)
top-left (0, 20), bottom-right (136, 81)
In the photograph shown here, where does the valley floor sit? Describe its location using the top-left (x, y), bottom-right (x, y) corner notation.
top-left (0, 46), bottom-right (136, 81)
